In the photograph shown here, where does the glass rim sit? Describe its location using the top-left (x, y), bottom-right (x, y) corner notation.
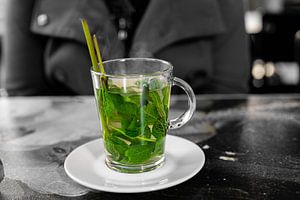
top-left (90, 58), bottom-right (173, 78)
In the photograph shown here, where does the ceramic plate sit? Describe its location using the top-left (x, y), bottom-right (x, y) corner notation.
top-left (64, 135), bottom-right (205, 193)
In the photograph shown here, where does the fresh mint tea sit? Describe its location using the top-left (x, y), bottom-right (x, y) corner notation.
top-left (95, 78), bottom-right (171, 172)
top-left (91, 58), bottom-right (195, 173)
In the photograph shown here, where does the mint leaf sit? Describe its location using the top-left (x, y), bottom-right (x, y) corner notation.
top-left (162, 86), bottom-right (171, 115)
top-left (118, 102), bottom-right (138, 116)
top-left (102, 90), bottom-right (123, 118)
top-left (152, 119), bottom-right (167, 139)
top-left (153, 137), bottom-right (165, 155)
top-left (149, 90), bottom-right (166, 120)
top-left (105, 135), bottom-right (129, 161)
top-left (121, 116), bottom-right (132, 130)
top-left (109, 92), bottom-right (124, 109)
top-left (125, 144), bottom-right (155, 164)
top-left (142, 125), bottom-right (151, 138)
top-left (102, 91), bottom-right (114, 118)
top-left (143, 102), bottom-right (159, 125)
top-left (125, 117), bottom-right (141, 137)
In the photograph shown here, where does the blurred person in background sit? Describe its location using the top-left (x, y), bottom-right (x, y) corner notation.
top-left (1, 0), bottom-right (250, 96)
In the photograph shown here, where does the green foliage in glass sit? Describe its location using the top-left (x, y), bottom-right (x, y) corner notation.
top-left (96, 79), bottom-right (171, 166)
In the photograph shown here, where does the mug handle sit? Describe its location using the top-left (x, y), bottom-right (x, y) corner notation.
top-left (169, 77), bottom-right (196, 129)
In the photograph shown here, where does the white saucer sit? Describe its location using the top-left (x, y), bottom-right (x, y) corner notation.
top-left (64, 135), bottom-right (205, 193)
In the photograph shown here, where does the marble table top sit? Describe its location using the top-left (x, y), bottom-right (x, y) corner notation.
top-left (0, 95), bottom-right (299, 199)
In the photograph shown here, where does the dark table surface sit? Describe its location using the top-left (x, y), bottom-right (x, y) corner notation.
top-left (0, 95), bottom-right (299, 200)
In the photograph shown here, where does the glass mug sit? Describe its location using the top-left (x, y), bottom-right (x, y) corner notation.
top-left (91, 58), bottom-right (196, 173)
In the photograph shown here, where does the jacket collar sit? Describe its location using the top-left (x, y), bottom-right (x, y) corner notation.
top-left (130, 0), bottom-right (225, 57)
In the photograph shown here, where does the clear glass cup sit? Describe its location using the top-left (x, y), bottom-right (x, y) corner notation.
top-left (91, 58), bottom-right (196, 173)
